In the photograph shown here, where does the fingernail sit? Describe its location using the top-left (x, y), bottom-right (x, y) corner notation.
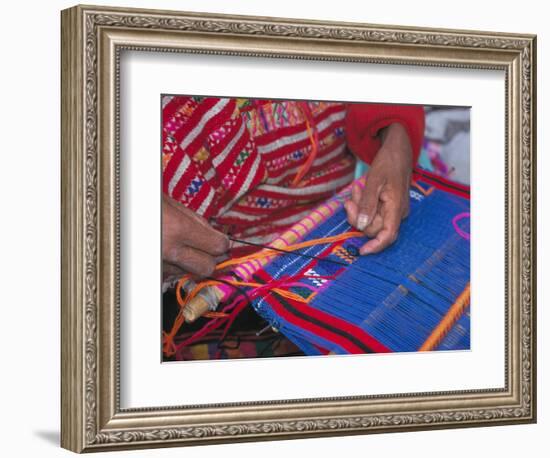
top-left (357, 214), bottom-right (369, 231)
top-left (360, 247), bottom-right (371, 256)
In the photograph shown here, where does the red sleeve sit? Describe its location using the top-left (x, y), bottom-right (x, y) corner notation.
top-left (345, 103), bottom-right (425, 165)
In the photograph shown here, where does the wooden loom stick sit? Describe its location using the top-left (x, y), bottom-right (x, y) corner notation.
top-left (418, 282), bottom-right (471, 352)
top-left (182, 179), bottom-right (363, 322)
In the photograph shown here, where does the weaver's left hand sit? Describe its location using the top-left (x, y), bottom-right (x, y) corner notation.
top-left (344, 123), bottom-right (413, 255)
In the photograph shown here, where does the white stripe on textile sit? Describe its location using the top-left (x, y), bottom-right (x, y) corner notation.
top-left (179, 99), bottom-right (229, 151)
top-left (218, 153), bottom-right (261, 215)
top-left (257, 130), bottom-right (308, 155)
top-left (258, 172), bottom-right (354, 196)
top-left (196, 187), bottom-right (216, 216)
top-left (256, 109), bottom-right (346, 155)
top-left (212, 121), bottom-right (246, 167)
top-left (317, 109), bottom-right (346, 133)
top-left (162, 95), bottom-right (174, 108)
top-left (168, 155), bottom-right (191, 195)
top-left (204, 168), bottom-right (216, 181)
top-left (266, 143), bottom-right (346, 184)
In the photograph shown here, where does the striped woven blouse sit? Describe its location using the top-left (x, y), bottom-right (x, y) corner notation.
top-left (162, 96), bottom-right (424, 250)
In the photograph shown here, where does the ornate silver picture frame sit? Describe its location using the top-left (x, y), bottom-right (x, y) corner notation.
top-left (61, 4), bottom-right (536, 452)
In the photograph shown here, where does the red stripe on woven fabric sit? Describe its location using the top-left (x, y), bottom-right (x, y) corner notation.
top-left (245, 159), bottom-right (352, 205)
top-left (414, 168), bottom-right (470, 192)
top-left (312, 343), bottom-right (330, 355)
top-left (232, 178), bottom-right (350, 212)
top-left (254, 103), bottom-right (345, 145)
top-left (228, 198), bottom-right (313, 218)
top-left (263, 293), bottom-right (367, 354)
top-left (225, 210), bottom-right (338, 251)
top-left (258, 116), bottom-right (345, 163)
top-left (259, 134), bottom-right (312, 161)
top-left (162, 95), bottom-right (192, 123)
top-left (180, 100), bottom-right (236, 159)
top-left (250, 182), bottom-right (348, 201)
top-left (218, 149), bottom-right (265, 205)
top-left (171, 98), bottom-right (221, 144)
top-left (217, 210), bottom-right (312, 233)
top-left (265, 136), bottom-right (347, 179)
top-left (227, 221), bottom-right (292, 240)
top-left (164, 99), bottom-right (235, 186)
top-left (423, 180), bottom-right (469, 199)
top-left (212, 123), bottom-right (252, 174)
top-left (164, 138), bottom-right (209, 194)
top-left (412, 169), bottom-right (470, 200)
top-left (255, 108), bottom-right (344, 160)
top-left (230, 226), bottom-right (285, 242)
top-left (206, 116), bottom-right (242, 155)
top-left (171, 169), bottom-right (199, 202)
top-left (255, 270), bottom-right (391, 354)
top-left (214, 178), bottom-right (252, 214)
top-left (171, 162), bottom-right (209, 204)
top-left (297, 161), bottom-right (355, 188)
top-left (307, 160), bottom-right (356, 185)
top-left (316, 115), bottom-right (346, 137)
top-left (164, 147), bottom-right (197, 193)
top-left (229, 200), bottom-right (294, 215)
top-left (285, 246), bottom-right (392, 354)
top-left (163, 148), bottom-right (196, 195)
top-left (185, 180), bottom-right (216, 217)
top-left (244, 190), bottom-right (333, 206)
top-left (253, 121), bottom-right (303, 146)
top-left (214, 168), bottom-right (351, 228)
top-left (165, 98), bottom-right (234, 181)
top-left (228, 227), bottom-right (284, 243)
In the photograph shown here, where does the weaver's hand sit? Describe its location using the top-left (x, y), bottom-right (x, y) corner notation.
top-left (344, 123), bottom-right (413, 255)
top-left (162, 195), bottom-right (229, 278)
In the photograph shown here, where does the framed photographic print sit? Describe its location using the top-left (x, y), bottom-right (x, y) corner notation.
top-left (60, 4), bottom-right (537, 453)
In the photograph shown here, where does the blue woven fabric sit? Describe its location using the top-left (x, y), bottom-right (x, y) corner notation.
top-left (251, 182), bottom-right (470, 355)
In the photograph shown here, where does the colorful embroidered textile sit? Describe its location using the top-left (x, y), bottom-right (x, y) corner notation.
top-left (162, 96), bottom-right (424, 251)
top-left (224, 170), bottom-right (470, 355)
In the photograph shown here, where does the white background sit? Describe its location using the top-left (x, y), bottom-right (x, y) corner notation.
top-left (122, 53), bottom-right (505, 407)
top-left (0, 0), bottom-right (547, 457)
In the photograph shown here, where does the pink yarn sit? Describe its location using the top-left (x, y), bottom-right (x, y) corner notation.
top-left (452, 212), bottom-right (470, 240)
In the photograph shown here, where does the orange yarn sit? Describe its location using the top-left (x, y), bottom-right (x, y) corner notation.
top-left (163, 278), bottom-right (223, 356)
top-left (162, 230), bottom-right (365, 357)
top-left (227, 280), bottom-right (310, 304)
top-left (216, 231), bottom-right (364, 271)
top-left (291, 102), bottom-right (319, 187)
top-left (412, 179), bottom-right (434, 196)
top-left (418, 283), bottom-right (471, 352)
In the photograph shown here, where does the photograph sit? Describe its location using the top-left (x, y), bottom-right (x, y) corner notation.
top-left (0, 0), bottom-right (546, 452)
top-left (161, 96), bottom-right (471, 361)
top-left (58, 3), bottom-right (536, 452)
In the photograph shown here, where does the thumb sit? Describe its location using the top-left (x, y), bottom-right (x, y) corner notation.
top-left (357, 177), bottom-right (383, 231)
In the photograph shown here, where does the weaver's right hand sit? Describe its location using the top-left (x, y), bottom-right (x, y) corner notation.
top-left (162, 195), bottom-right (229, 279)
